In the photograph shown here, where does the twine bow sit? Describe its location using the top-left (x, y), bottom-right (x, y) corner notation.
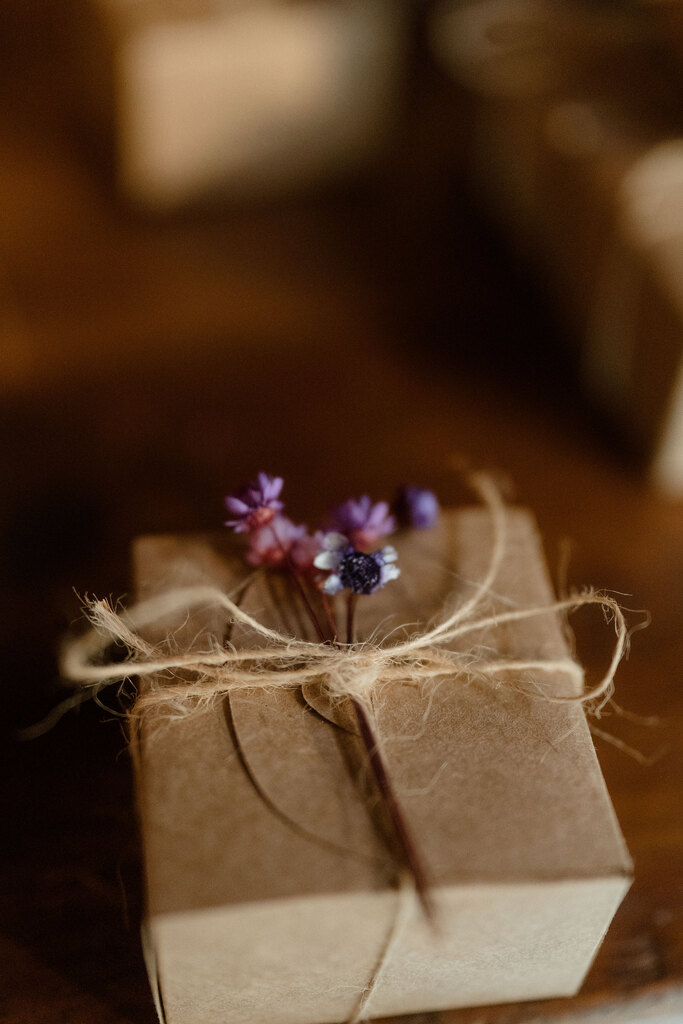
top-left (59, 476), bottom-right (628, 716)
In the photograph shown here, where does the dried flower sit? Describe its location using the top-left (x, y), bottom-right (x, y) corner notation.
top-left (245, 516), bottom-right (324, 571)
top-left (224, 473), bottom-right (284, 533)
top-left (244, 516), bottom-right (300, 566)
top-left (314, 533), bottom-right (400, 596)
top-left (394, 485), bottom-right (440, 530)
top-left (290, 530), bottom-right (325, 573)
top-left (326, 496), bottom-right (395, 549)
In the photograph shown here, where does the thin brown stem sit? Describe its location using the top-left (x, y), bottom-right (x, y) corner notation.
top-left (269, 525), bottom-right (327, 643)
top-left (265, 571), bottom-right (297, 638)
top-left (352, 697), bottom-right (435, 924)
top-left (265, 530), bottom-right (431, 918)
top-left (321, 593), bottom-right (338, 642)
top-left (293, 575), bottom-right (329, 643)
top-left (282, 572), bottom-right (309, 640)
top-left (346, 592), bottom-right (357, 646)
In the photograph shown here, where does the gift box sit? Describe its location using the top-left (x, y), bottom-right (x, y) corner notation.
top-left (70, 0), bottom-right (406, 208)
top-left (131, 508), bottom-right (631, 1024)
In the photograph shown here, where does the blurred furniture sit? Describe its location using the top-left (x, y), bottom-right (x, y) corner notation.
top-left (70, 0), bottom-right (407, 207)
top-left (431, 0), bottom-right (683, 495)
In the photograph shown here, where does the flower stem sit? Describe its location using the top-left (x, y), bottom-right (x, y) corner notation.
top-left (270, 530), bottom-right (432, 919)
top-left (269, 525), bottom-right (327, 643)
top-left (346, 592), bottom-right (357, 645)
top-left (352, 697), bottom-right (435, 924)
top-left (321, 594), bottom-right (338, 642)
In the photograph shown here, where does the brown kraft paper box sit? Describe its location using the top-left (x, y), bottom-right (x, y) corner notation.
top-left (132, 508), bottom-right (632, 1024)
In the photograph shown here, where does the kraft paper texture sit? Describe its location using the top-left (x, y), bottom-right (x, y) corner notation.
top-left (132, 509), bottom-right (632, 1024)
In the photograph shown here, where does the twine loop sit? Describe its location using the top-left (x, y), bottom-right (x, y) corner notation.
top-left (58, 475), bottom-right (628, 716)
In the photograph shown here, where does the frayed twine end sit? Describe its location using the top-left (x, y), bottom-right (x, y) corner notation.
top-left (53, 476), bottom-right (634, 727)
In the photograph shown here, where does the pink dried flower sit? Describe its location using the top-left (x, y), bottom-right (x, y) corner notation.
top-left (224, 473), bottom-right (284, 533)
top-left (289, 530), bottom-right (325, 573)
top-left (326, 496), bottom-right (395, 549)
top-left (245, 516), bottom-right (305, 567)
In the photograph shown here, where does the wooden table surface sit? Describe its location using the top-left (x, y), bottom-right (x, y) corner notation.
top-left (1, 8), bottom-right (682, 1023)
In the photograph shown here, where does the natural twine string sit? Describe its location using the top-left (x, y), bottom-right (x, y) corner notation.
top-left (60, 475), bottom-right (627, 717)
top-left (347, 869), bottom-right (416, 1024)
top-left (58, 474), bottom-right (629, 1024)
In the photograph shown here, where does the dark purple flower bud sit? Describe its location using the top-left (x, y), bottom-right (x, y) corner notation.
top-left (224, 473), bottom-right (284, 533)
top-left (338, 551), bottom-right (382, 595)
top-left (314, 534), bottom-right (400, 595)
top-left (394, 485), bottom-right (439, 530)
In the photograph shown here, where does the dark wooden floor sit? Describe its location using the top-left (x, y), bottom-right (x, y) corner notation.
top-left (1, 6), bottom-right (682, 1023)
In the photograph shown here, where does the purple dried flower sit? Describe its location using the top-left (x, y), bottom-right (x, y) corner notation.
top-left (326, 496), bottom-right (395, 549)
top-left (394, 485), bottom-right (439, 530)
top-left (290, 530), bottom-right (326, 573)
top-left (224, 473), bottom-right (284, 533)
top-left (314, 533), bottom-right (400, 596)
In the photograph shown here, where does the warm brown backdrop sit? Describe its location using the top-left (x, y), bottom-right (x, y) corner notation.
top-left (1, 4), bottom-right (682, 1023)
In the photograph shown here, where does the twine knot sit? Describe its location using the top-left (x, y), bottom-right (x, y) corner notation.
top-left (56, 477), bottom-right (627, 719)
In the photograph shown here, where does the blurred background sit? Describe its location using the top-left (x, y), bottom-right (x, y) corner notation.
top-left (1, 1), bottom-right (682, 1022)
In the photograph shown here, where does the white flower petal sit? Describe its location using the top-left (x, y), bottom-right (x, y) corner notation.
top-left (382, 564), bottom-right (401, 583)
top-left (314, 551), bottom-right (341, 571)
top-left (381, 545), bottom-right (398, 563)
top-left (322, 574), bottom-right (344, 595)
